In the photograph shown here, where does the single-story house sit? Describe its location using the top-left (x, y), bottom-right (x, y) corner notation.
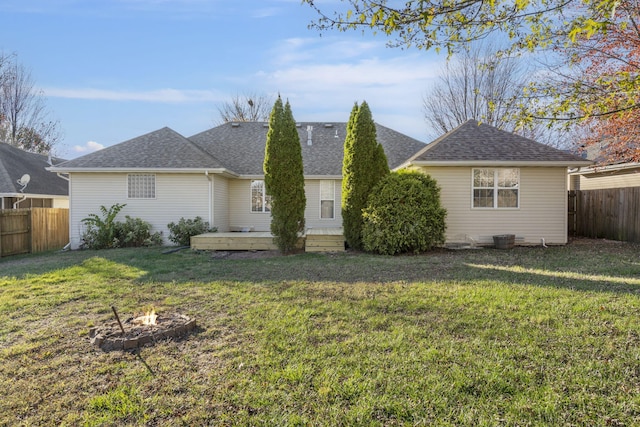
top-left (401, 120), bottom-right (591, 246)
top-left (49, 119), bottom-right (590, 249)
top-left (0, 142), bottom-right (69, 209)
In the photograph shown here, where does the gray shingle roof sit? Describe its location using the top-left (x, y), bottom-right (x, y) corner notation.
top-left (50, 119), bottom-right (589, 176)
top-left (0, 143), bottom-right (68, 196)
top-left (188, 122), bottom-right (427, 176)
top-left (408, 120), bottom-right (589, 164)
top-left (53, 127), bottom-right (225, 170)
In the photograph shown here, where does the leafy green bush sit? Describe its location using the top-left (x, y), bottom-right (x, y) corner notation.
top-left (81, 204), bottom-right (126, 249)
top-left (81, 204), bottom-right (162, 249)
top-left (362, 171), bottom-right (447, 255)
top-left (167, 217), bottom-right (216, 246)
top-left (115, 216), bottom-right (163, 247)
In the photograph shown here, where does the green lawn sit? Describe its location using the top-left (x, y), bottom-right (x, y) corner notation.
top-left (1, 239), bottom-right (639, 426)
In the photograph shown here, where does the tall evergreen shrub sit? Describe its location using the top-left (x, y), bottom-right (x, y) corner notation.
top-left (341, 101), bottom-right (389, 250)
top-left (263, 96), bottom-right (306, 253)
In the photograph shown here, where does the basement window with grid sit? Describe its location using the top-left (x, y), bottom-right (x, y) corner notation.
top-left (320, 180), bottom-right (335, 219)
top-left (472, 168), bottom-right (519, 208)
top-left (128, 174), bottom-right (156, 199)
top-left (251, 180), bottom-right (271, 213)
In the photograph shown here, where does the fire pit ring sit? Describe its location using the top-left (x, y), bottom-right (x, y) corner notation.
top-left (90, 312), bottom-right (196, 352)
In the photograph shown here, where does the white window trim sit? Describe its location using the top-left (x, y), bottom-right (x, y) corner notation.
top-left (250, 180), bottom-right (271, 213)
top-left (127, 173), bottom-right (156, 199)
top-left (319, 180), bottom-right (335, 220)
top-left (471, 168), bottom-right (520, 209)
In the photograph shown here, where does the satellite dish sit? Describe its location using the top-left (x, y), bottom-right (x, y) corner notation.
top-left (17, 174), bottom-right (30, 192)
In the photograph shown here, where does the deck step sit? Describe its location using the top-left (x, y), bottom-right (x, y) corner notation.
top-left (191, 232), bottom-right (278, 251)
top-left (305, 228), bottom-right (345, 252)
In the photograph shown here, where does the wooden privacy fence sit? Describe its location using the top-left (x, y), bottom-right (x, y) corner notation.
top-left (570, 187), bottom-right (640, 243)
top-left (0, 208), bottom-right (69, 257)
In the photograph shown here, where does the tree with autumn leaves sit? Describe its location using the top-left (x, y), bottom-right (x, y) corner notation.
top-left (302, 0), bottom-right (622, 54)
top-left (303, 0), bottom-right (639, 163)
top-left (554, 0), bottom-right (640, 163)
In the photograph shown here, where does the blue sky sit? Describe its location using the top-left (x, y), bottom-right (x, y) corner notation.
top-left (0, 0), bottom-right (446, 159)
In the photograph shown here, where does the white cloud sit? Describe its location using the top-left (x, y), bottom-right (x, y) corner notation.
top-left (254, 48), bottom-right (446, 140)
top-left (270, 37), bottom-right (381, 66)
top-left (248, 34), bottom-right (448, 140)
top-left (44, 87), bottom-right (223, 103)
top-left (73, 140), bottom-right (105, 154)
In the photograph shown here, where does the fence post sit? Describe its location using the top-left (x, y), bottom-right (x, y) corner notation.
top-left (27, 209), bottom-right (32, 254)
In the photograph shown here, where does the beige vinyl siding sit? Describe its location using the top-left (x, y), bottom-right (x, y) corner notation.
top-left (52, 197), bottom-right (69, 209)
top-left (212, 175), bottom-right (230, 231)
top-left (228, 179), bottom-right (272, 231)
top-left (420, 166), bottom-right (568, 245)
top-left (304, 179), bottom-right (343, 229)
top-left (227, 178), bottom-right (344, 232)
top-left (577, 169), bottom-right (640, 190)
top-left (68, 172), bottom-right (210, 248)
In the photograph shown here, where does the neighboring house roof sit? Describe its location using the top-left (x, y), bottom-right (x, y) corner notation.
top-left (51, 122), bottom-right (427, 177)
top-left (404, 120), bottom-right (591, 167)
top-left (0, 143), bottom-right (68, 196)
top-left (570, 161), bottom-right (640, 176)
top-left (189, 122), bottom-right (427, 176)
top-left (52, 127), bottom-right (226, 171)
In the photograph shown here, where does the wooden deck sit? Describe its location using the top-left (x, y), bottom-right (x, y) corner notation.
top-left (190, 228), bottom-right (344, 252)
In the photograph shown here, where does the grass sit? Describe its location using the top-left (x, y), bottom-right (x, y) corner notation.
top-left (0, 239), bottom-right (639, 426)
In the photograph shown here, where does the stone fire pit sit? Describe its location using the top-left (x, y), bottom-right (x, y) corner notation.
top-left (89, 311), bottom-right (196, 351)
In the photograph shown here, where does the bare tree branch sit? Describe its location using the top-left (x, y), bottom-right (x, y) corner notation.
top-left (216, 92), bottom-right (273, 124)
top-left (0, 54), bottom-right (61, 154)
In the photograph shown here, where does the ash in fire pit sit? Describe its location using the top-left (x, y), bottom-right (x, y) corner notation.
top-left (90, 309), bottom-right (196, 352)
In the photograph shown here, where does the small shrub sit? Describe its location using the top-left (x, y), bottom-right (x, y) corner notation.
top-left (362, 170), bottom-right (447, 255)
top-left (114, 216), bottom-right (163, 247)
top-left (81, 204), bottom-right (126, 249)
top-left (167, 217), bottom-right (216, 246)
top-left (81, 204), bottom-right (162, 249)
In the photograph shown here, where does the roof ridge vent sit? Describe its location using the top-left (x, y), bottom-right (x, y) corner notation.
top-left (296, 123), bottom-right (302, 128)
top-left (306, 125), bottom-right (313, 146)
top-left (231, 122), bottom-right (240, 128)
top-left (324, 123), bottom-right (333, 128)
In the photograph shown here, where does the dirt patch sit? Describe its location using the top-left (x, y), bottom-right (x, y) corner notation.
top-left (567, 237), bottom-right (630, 246)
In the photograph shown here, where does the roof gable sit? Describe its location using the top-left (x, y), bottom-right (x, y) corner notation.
top-left (0, 143), bottom-right (68, 196)
top-left (53, 127), bottom-right (225, 170)
top-left (408, 120), bottom-right (589, 165)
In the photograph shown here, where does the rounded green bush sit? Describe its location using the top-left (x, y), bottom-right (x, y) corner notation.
top-left (362, 170), bottom-right (447, 255)
top-left (167, 217), bottom-right (216, 247)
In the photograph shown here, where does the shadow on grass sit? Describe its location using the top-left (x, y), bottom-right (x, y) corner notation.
top-left (1, 240), bottom-right (639, 295)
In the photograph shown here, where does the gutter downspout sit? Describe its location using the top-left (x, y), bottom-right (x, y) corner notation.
top-left (205, 171), bottom-right (213, 226)
top-left (13, 194), bottom-right (27, 209)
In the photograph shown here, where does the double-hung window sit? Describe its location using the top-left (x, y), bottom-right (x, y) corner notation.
top-left (251, 180), bottom-right (271, 213)
top-left (128, 174), bottom-right (156, 199)
top-left (472, 168), bottom-right (519, 208)
top-left (319, 180), bottom-right (335, 219)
